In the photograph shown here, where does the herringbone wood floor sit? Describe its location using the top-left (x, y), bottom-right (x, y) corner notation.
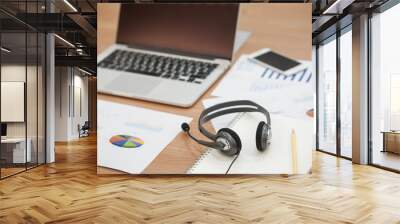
top-left (1, 135), bottom-right (400, 224)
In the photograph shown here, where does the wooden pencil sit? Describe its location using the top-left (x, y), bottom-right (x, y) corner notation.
top-left (291, 129), bottom-right (298, 174)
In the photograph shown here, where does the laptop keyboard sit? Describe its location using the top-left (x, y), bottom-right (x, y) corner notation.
top-left (98, 49), bottom-right (219, 84)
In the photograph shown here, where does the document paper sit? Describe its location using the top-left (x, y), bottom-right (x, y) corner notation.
top-left (212, 55), bottom-right (313, 101)
top-left (98, 100), bottom-right (192, 174)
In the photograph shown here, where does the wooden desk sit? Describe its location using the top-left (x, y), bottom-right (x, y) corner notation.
top-left (381, 131), bottom-right (400, 154)
top-left (1, 138), bottom-right (32, 164)
top-left (97, 3), bottom-right (312, 174)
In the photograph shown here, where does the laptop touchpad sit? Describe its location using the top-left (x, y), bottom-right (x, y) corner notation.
top-left (105, 74), bottom-right (160, 95)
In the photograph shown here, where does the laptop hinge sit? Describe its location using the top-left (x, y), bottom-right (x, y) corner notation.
top-left (121, 43), bottom-right (231, 61)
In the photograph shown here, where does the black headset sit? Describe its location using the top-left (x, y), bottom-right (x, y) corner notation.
top-left (181, 100), bottom-right (272, 156)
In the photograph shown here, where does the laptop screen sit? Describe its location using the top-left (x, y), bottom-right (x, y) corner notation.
top-left (117, 4), bottom-right (239, 60)
top-left (1, 123), bottom-right (7, 137)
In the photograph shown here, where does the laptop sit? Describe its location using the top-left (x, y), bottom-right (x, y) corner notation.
top-left (97, 4), bottom-right (239, 107)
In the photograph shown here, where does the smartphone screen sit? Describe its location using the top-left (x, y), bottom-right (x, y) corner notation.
top-left (254, 51), bottom-right (300, 72)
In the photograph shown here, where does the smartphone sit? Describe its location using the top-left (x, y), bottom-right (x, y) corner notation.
top-left (249, 49), bottom-right (307, 76)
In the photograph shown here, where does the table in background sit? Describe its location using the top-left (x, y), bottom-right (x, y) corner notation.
top-left (1, 138), bottom-right (32, 164)
top-left (381, 131), bottom-right (400, 154)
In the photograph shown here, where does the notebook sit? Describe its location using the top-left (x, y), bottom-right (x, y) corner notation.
top-left (187, 112), bottom-right (313, 174)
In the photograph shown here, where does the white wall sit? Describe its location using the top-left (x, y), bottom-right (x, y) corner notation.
top-left (71, 73), bottom-right (89, 138)
top-left (1, 66), bottom-right (26, 131)
top-left (54, 67), bottom-right (89, 141)
top-left (1, 65), bottom-right (37, 138)
top-left (1, 63), bottom-right (46, 164)
top-left (55, 66), bottom-right (70, 141)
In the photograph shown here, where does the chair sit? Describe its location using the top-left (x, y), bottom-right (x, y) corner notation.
top-left (78, 121), bottom-right (90, 138)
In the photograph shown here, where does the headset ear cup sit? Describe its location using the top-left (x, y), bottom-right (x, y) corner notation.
top-left (217, 128), bottom-right (242, 156)
top-left (256, 121), bottom-right (268, 151)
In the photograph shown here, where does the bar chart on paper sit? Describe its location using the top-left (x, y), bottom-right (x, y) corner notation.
top-left (211, 54), bottom-right (314, 119)
top-left (260, 67), bottom-right (313, 83)
top-left (212, 55), bottom-right (313, 98)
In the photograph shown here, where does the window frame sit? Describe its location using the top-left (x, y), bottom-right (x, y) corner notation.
top-left (315, 24), bottom-right (353, 160)
top-left (0, 0), bottom-right (47, 180)
top-left (367, 0), bottom-right (400, 173)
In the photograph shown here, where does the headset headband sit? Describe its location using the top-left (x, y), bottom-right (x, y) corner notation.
top-left (199, 100), bottom-right (271, 141)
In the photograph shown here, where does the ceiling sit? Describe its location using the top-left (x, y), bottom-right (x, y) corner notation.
top-left (0, 32), bottom-right (45, 65)
top-left (0, 0), bottom-right (98, 74)
top-left (311, 0), bottom-right (391, 44)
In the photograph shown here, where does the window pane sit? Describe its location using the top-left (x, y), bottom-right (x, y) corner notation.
top-left (0, 0), bottom-right (46, 179)
top-left (1, 31), bottom-right (27, 178)
top-left (371, 3), bottom-right (400, 171)
top-left (318, 37), bottom-right (337, 154)
top-left (27, 31), bottom-right (38, 169)
top-left (38, 33), bottom-right (46, 165)
top-left (340, 29), bottom-right (352, 158)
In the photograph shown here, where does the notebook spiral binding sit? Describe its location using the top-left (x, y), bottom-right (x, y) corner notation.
top-left (186, 112), bottom-right (246, 174)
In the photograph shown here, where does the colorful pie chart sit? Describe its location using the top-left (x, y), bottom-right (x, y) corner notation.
top-left (109, 135), bottom-right (144, 148)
